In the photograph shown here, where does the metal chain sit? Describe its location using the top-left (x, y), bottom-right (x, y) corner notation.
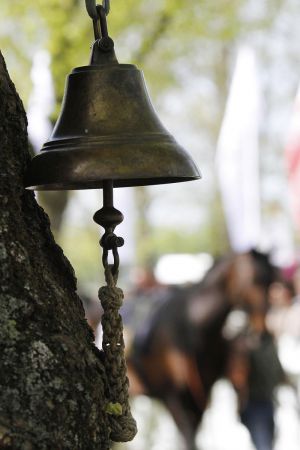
top-left (102, 240), bottom-right (122, 276)
top-left (85, 0), bottom-right (110, 20)
top-left (103, 0), bottom-right (110, 15)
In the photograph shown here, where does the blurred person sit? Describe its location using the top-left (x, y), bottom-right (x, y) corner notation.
top-left (121, 264), bottom-right (170, 350)
top-left (226, 269), bottom-right (285, 450)
top-left (289, 266), bottom-right (300, 336)
top-left (267, 272), bottom-right (300, 383)
top-left (292, 265), bottom-right (300, 300)
top-left (120, 264), bottom-right (173, 395)
top-left (266, 280), bottom-right (295, 339)
top-left (267, 267), bottom-right (300, 403)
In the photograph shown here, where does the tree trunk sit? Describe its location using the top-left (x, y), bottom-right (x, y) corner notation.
top-left (0, 52), bottom-right (112, 449)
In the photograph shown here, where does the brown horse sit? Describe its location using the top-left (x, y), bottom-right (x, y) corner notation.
top-left (124, 250), bottom-right (279, 450)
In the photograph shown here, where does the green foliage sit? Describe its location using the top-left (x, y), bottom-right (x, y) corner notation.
top-left (0, 0), bottom-right (283, 107)
top-left (58, 225), bottom-right (102, 286)
top-left (0, 0), bottom-right (290, 277)
top-left (137, 219), bottom-right (229, 264)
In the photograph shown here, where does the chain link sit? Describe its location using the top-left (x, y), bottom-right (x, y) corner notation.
top-left (85, 0), bottom-right (110, 20)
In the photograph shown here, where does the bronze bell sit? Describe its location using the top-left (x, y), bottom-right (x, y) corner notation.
top-left (25, 11), bottom-right (200, 190)
top-left (24, 6), bottom-right (200, 442)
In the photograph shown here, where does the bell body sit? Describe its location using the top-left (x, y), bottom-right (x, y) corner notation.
top-left (25, 43), bottom-right (200, 190)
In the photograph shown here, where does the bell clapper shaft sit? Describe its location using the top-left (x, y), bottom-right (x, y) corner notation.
top-left (93, 180), bottom-right (124, 275)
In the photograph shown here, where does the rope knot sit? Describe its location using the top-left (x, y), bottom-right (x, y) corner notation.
top-left (99, 286), bottom-right (123, 310)
top-left (109, 415), bottom-right (137, 442)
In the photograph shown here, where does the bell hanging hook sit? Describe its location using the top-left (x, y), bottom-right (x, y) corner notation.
top-left (85, 0), bottom-right (110, 20)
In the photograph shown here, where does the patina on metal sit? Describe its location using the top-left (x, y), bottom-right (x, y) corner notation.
top-left (25, 5), bottom-right (200, 191)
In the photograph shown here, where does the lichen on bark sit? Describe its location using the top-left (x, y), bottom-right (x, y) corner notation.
top-left (0, 51), bottom-right (111, 449)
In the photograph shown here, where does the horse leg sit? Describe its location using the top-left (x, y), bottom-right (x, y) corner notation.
top-left (164, 393), bottom-right (200, 450)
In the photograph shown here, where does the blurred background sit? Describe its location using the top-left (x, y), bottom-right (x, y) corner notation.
top-left (2, 0), bottom-right (300, 449)
top-left (2, 0), bottom-right (300, 280)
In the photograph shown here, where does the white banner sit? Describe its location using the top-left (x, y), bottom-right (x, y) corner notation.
top-left (216, 46), bottom-right (261, 252)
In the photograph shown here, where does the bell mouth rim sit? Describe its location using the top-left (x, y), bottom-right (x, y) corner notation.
top-left (25, 137), bottom-right (201, 191)
top-left (25, 175), bottom-right (201, 191)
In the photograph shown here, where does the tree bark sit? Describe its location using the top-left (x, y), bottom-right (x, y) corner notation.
top-left (0, 52), bottom-right (111, 449)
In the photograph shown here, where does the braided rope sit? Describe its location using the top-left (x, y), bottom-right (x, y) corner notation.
top-left (99, 265), bottom-right (137, 442)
